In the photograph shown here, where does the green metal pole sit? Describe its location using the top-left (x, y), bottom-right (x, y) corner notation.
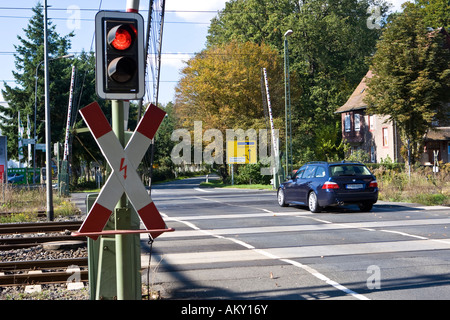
top-left (111, 100), bottom-right (130, 300)
top-left (284, 38), bottom-right (288, 179)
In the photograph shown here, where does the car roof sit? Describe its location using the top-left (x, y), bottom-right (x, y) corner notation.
top-left (305, 161), bottom-right (366, 166)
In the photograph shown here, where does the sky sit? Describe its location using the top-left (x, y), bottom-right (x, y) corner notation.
top-left (0, 0), bottom-right (407, 108)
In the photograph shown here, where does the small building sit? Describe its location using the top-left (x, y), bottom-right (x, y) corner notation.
top-left (334, 70), bottom-right (402, 163)
top-left (336, 70), bottom-right (450, 164)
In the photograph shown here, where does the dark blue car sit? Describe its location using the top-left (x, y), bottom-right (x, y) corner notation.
top-left (277, 161), bottom-right (378, 212)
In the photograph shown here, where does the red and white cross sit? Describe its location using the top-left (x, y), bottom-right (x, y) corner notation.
top-left (75, 102), bottom-right (167, 240)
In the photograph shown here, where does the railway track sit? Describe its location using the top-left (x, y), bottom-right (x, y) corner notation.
top-left (0, 221), bottom-right (83, 234)
top-left (0, 220), bottom-right (85, 250)
top-left (0, 220), bottom-right (88, 288)
top-left (0, 257), bottom-right (88, 286)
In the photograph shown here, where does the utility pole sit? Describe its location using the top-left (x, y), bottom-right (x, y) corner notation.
top-left (284, 30), bottom-right (293, 178)
top-left (43, 0), bottom-right (53, 221)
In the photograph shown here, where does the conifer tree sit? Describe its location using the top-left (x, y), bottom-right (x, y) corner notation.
top-left (1, 3), bottom-right (73, 163)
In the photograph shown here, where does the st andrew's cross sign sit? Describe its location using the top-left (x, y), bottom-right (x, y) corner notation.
top-left (73, 102), bottom-right (169, 240)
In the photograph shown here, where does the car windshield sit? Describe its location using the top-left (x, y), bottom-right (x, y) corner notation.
top-left (330, 165), bottom-right (371, 177)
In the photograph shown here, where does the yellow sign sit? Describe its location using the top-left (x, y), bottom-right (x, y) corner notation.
top-left (226, 140), bottom-right (257, 164)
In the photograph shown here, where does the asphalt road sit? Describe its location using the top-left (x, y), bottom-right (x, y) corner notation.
top-left (136, 175), bottom-right (450, 301)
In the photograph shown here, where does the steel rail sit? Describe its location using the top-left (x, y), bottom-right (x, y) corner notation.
top-left (0, 235), bottom-right (86, 250)
top-left (0, 257), bottom-right (88, 272)
top-left (0, 221), bottom-right (82, 234)
top-left (0, 270), bottom-right (89, 286)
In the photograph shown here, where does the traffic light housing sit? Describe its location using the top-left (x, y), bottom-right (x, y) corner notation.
top-left (95, 11), bottom-right (145, 100)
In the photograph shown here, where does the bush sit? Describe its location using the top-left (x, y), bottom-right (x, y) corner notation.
top-left (373, 165), bottom-right (449, 206)
top-left (234, 163), bottom-right (271, 185)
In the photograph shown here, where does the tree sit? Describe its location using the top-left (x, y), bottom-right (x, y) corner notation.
top-left (415, 0), bottom-right (450, 29)
top-left (174, 40), bottom-right (285, 132)
top-left (365, 3), bottom-right (450, 164)
top-left (0, 3), bottom-right (73, 164)
top-left (69, 51), bottom-right (112, 186)
top-left (206, 0), bottom-right (390, 164)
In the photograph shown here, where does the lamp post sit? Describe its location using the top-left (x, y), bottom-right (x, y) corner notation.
top-left (284, 29), bottom-right (293, 178)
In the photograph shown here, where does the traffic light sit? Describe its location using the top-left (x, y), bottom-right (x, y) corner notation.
top-left (95, 11), bottom-right (145, 100)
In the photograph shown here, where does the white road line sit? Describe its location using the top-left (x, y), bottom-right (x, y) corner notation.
top-left (279, 259), bottom-right (369, 300)
top-left (159, 217), bottom-right (450, 238)
top-left (157, 212), bottom-right (371, 300)
top-left (154, 195), bottom-right (449, 300)
top-left (145, 239), bottom-right (450, 265)
top-left (162, 211), bottom-right (310, 222)
top-left (194, 188), bottom-right (213, 193)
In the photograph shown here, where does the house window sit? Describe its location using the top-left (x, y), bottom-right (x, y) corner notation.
top-left (345, 115), bottom-right (351, 132)
top-left (354, 114), bottom-right (360, 132)
top-left (382, 127), bottom-right (388, 147)
top-left (369, 115), bottom-right (374, 131)
top-left (448, 142), bottom-right (450, 163)
top-left (371, 146), bottom-right (376, 163)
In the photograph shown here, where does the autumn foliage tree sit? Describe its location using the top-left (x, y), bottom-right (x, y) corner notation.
top-left (174, 40), bottom-right (285, 132)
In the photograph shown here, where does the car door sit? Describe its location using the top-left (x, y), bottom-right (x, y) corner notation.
top-left (297, 165), bottom-right (317, 203)
top-left (284, 167), bottom-right (305, 202)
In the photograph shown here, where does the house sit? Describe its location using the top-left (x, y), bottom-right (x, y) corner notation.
top-left (334, 70), bottom-right (403, 163)
top-left (336, 70), bottom-right (450, 164)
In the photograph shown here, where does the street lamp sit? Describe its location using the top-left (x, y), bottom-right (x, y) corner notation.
top-left (284, 29), bottom-right (293, 178)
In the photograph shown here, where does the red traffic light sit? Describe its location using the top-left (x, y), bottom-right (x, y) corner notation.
top-left (108, 24), bottom-right (136, 51)
top-left (95, 11), bottom-right (145, 100)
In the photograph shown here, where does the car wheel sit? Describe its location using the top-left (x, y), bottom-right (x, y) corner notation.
top-left (308, 191), bottom-right (322, 213)
top-left (277, 188), bottom-right (288, 207)
top-left (359, 202), bottom-right (373, 212)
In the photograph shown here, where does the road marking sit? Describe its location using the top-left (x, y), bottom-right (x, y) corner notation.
top-left (279, 259), bottom-right (369, 300)
top-left (146, 238), bottom-right (450, 264)
top-left (163, 211), bottom-right (311, 222)
top-left (194, 187), bottom-right (213, 193)
top-left (159, 217), bottom-right (450, 238)
top-left (153, 193), bottom-right (449, 300)
top-left (157, 212), bottom-right (370, 300)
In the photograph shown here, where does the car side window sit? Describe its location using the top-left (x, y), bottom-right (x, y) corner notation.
top-left (303, 165), bottom-right (317, 179)
top-left (293, 168), bottom-right (305, 180)
top-left (315, 166), bottom-right (326, 178)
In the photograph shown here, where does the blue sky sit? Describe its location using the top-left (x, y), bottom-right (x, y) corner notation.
top-left (0, 0), bottom-right (405, 108)
top-left (0, 0), bottom-right (227, 107)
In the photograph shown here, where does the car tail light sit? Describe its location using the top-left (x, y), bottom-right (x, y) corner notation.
top-left (369, 180), bottom-right (378, 188)
top-left (322, 181), bottom-right (339, 189)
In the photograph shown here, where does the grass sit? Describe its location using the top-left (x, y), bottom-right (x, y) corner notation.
top-left (374, 165), bottom-right (450, 206)
top-left (0, 185), bottom-right (80, 223)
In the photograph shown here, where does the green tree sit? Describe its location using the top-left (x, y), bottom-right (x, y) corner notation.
top-left (69, 51), bottom-right (112, 186)
top-left (365, 3), bottom-right (450, 165)
top-left (206, 0), bottom-right (390, 164)
top-left (0, 3), bottom-right (73, 164)
top-left (415, 0), bottom-right (450, 29)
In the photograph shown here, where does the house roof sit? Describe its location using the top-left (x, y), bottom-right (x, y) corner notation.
top-left (335, 70), bottom-right (373, 114)
top-left (424, 127), bottom-right (450, 141)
